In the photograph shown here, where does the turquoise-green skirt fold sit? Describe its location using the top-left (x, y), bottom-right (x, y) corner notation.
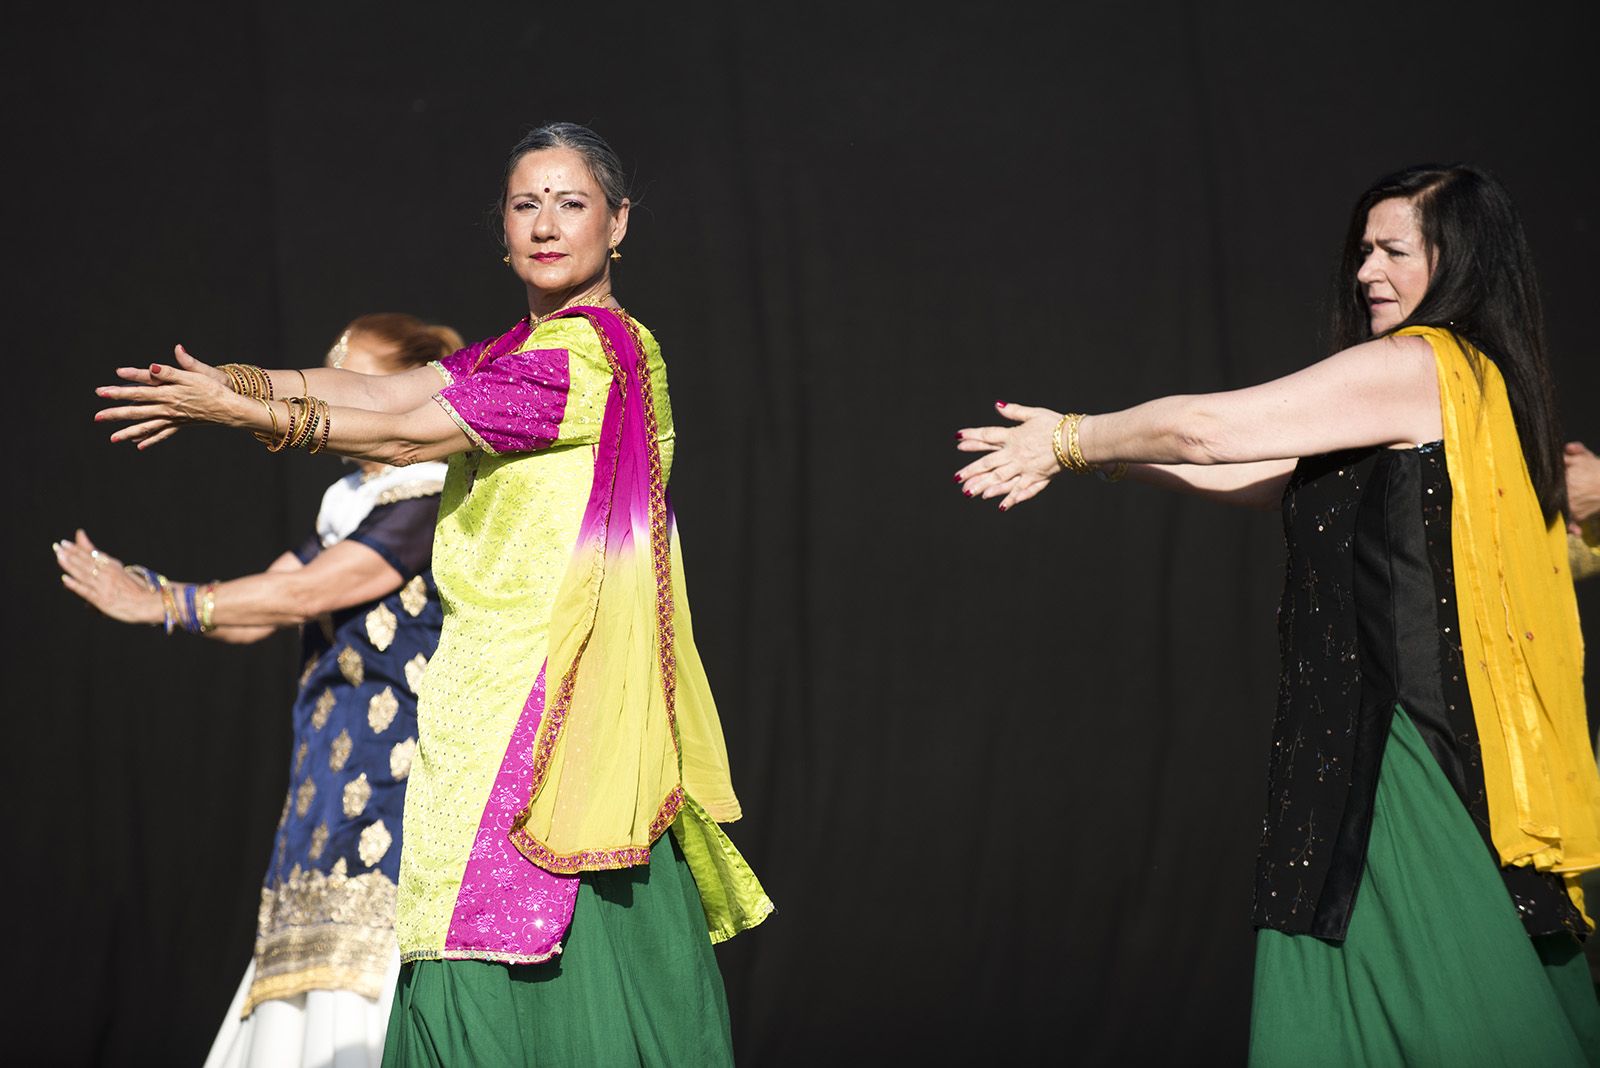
top-left (382, 834), bottom-right (733, 1067)
top-left (1250, 706), bottom-right (1600, 1066)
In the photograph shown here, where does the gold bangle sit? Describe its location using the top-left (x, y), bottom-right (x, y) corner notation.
top-left (252, 397), bottom-right (279, 445)
top-left (311, 398), bottom-right (332, 454)
top-left (1053, 413), bottom-right (1092, 474)
top-left (295, 368), bottom-right (309, 403)
top-left (1066, 413), bottom-right (1089, 472)
top-left (270, 398), bottom-right (300, 452)
top-left (198, 583), bottom-right (217, 633)
top-left (1052, 414), bottom-right (1072, 470)
top-left (300, 397), bottom-right (323, 450)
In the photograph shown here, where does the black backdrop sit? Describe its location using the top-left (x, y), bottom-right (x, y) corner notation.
top-left (5, 2), bottom-right (1599, 1064)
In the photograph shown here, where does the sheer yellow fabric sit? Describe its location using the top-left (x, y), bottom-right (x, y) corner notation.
top-left (1570, 522), bottom-right (1600, 582)
top-left (1406, 327), bottom-right (1600, 917)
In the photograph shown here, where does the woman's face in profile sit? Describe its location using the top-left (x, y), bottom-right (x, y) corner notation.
top-left (502, 147), bottom-right (628, 297)
top-left (1356, 197), bottom-right (1432, 335)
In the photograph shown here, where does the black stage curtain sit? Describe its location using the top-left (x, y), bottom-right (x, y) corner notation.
top-left (5, 3), bottom-right (1598, 1063)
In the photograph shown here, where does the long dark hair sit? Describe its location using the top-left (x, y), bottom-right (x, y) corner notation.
top-left (1330, 163), bottom-right (1566, 520)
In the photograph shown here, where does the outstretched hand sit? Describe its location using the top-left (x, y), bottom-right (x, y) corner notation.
top-left (954, 401), bottom-right (1064, 511)
top-left (54, 529), bottom-right (160, 625)
top-left (94, 344), bottom-right (236, 449)
top-left (1565, 440), bottom-right (1600, 532)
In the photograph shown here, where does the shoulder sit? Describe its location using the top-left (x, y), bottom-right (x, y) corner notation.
top-left (1319, 333), bottom-right (1438, 388)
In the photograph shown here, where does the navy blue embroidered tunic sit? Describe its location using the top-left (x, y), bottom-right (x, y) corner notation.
top-left (244, 489), bottom-right (443, 1011)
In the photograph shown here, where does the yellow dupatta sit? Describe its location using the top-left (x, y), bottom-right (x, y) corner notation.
top-left (1407, 326), bottom-right (1600, 917)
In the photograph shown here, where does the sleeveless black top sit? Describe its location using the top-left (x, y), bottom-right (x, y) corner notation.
top-left (1253, 442), bottom-right (1583, 940)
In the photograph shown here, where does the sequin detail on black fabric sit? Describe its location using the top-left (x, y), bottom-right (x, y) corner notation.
top-left (1252, 443), bottom-right (1581, 940)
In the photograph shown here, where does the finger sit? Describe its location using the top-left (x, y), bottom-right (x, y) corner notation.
top-left (96, 384), bottom-right (166, 402)
top-left (149, 362), bottom-right (203, 386)
top-left (115, 367), bottom-right (159, 385)
top-left (138, 426), bottom-right (180, 449)
top-left (999, 478), bottom-right (1049, 511)
top-left (56, 542), bottom-right (94, 581)
top-left (956, 426), bottom-right (1010, 447)
top-left (955, 453), bottom-right (1004, 484)
top-left (996, 402), bottom-right (1048, 423)
top-left (97, 403), bottom-right (172, 423)
top-left (174, 343), bottom-right (213, 371)
top-left (112, 420), bottom-right (173, 444)
top-left (955, 437), bottom-right (1001, 454)
top-left (75, 529), bottom-right (93, 551)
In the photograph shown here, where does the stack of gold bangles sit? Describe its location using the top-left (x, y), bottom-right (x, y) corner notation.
top-left (220, 363), bottom-right (332, 454)
top-left (1052, 412), bottom-right (1127, 482)
top-left (219, 362), bottom-right (272, 401)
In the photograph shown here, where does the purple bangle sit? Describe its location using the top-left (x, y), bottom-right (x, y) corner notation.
top-left (182, 583), bottom-right (201, 634)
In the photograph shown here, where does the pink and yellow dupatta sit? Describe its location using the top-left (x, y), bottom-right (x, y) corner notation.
top-left (502, 307), bottom-right (772, 943)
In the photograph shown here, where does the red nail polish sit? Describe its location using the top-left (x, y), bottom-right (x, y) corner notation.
top-left (150, 364), bottom-right (160, 375)
top-left (962, 488), bottom-right (972, 498)
top-left (998, 504), bottom-right (1009, 512)
top-left (954, 431), bottom-right (964, 440)
top-left (953, 473), bottom-right (963, 483)
top-left (995, 400), bottom-right (1007, 408)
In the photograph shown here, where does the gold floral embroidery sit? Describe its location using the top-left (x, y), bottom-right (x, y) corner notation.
top-left (299, 653), bottom-right (320, 688)
top-left (338, 648), bottom-right (364, 687)
top-left (294, 741), bottom-right (309, 775)
top-left (245, 861), bottom-right (398, 1014)
top-left (365, 603), bottom-right (397, 653)
top-left (329, 729), bottom-right (353, 772)
top-left (368, 687), bottom-right (399, 734)
top-left (390, 737), bottom-right (417, 781)
top-left (343, 773), bottom-right (371, 819)
top-left (277, 795), bottom-right (290, 830)
top-left (311, 688), bottom-right (336, 731)
top-left (295, 777), bottom-right (317, 818)
top-left (399, 575), bottom-right (428, 617)
top-left (308, 823), bottom-right (329, 861)
top-left (403, 653), bottom-right (428, 694)
top-left (359, 819), bottom-right (392, 868)
top-left (375, 481), bottom-right (443, 507)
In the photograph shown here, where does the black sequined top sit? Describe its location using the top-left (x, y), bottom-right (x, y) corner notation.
top-left (1253, 442), bottom-right (1583, 940)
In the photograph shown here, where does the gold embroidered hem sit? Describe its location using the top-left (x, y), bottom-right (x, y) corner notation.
top-left (244, 862), bottom-right (399, 1017)
top-left (432, 393), bottom-right (496, 455)
top-left (398, 943), bottom-right (564, 967)
top-left (374, 481), bottom-right (445, 507)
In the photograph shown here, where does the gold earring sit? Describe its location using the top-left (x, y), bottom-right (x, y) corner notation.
top-left (502, 253), bottom-right (512, 265)
top-left (609, 245), bottom-right (622, 262)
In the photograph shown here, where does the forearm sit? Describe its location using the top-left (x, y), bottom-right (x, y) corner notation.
top-left (233, 395), bottom-right (468, 466)
top-left (1124, 458), bottom-right (1296, 510)
top-left (1078, 395), bottom-right (1249, 467)
top-left (258, 366), bottom-right (441, 413)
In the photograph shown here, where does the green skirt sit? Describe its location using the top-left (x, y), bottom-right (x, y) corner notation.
top-left (382, 833), bottom-right (733, 1067)
top-left (1250, 706), bottom-right (1600, 1066)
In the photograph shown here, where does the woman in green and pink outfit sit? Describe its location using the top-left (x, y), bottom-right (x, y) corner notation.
top-left (95, 122), bottom-right (772, 1067)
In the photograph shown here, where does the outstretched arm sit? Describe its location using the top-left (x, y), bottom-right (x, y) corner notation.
top-left (101, 345), bottom-right (449, 449)
top-left (55, 529), bottom-right (410, 643)
top-left (955, 334), bottom-right (1440, 510)
top-left (95, 356), bottom-right (469, 464)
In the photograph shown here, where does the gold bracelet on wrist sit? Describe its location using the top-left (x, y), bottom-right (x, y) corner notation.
top-left (1053, 413), bottom-right (1093, 474)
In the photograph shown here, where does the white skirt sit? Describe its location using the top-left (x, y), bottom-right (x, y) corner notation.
top-left (202, 953), bottom-right (401, 1068)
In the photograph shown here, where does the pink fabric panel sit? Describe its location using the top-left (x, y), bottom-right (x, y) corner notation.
top-left (444, 667), bottom-right (579, 961)
top-left (436, 348), bottom-right (571, 455)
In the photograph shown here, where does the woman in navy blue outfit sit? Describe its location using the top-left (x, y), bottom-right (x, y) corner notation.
top-left (56, 313), bottom-right (462, 1068)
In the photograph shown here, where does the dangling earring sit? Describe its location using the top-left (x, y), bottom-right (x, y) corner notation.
top-left (609, 244), bottom-right (622, 262)
top-left (502, 253), bottom-right (512, 265)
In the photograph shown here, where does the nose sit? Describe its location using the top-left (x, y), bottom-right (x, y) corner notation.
top-left (1355, 251), bottom-right (1382, 286)
top-left (531, 205), bottom-right (558, 241)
